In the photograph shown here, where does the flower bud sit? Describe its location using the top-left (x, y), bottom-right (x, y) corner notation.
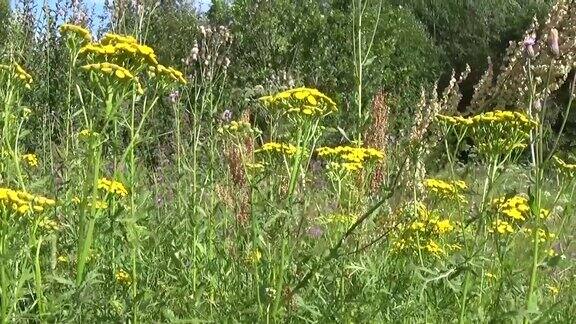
top-left (548, 28), bottom-right (560, 57)
top-left (523, 35), bottom-right (536, 58)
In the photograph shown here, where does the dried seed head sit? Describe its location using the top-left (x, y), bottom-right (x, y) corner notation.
top-left (548, 28), bottom-right (560, 56)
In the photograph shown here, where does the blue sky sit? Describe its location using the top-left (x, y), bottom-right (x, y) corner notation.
top-left (10, 0), bottom-right (211, 30)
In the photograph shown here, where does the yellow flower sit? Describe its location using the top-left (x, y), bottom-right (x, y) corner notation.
top-left (316, 146), bottom-right (384, 172)
top-left (489, 219), bottom-right (514, 234)
top-left (149, 64), bottom-right (187, 84)
top-left (434, 219), bottom-right (454, 234)
top-left (98, 178), bottom-right (129, 198)
top-left (115, 269), bottom-right (132, 285)
top-left (59, 23), bottom-right (92, 43)
top-left (259, 87), bottom-right (337, 117)
top-left (546, 284), bottom-right (559, 296)
top-left (246, 249), bottom-right (262, 264)
top-left (255, 142), bottom-right (303, 156)
top-left (22, 153), bottom-right (38, 167)
top-left (423, 178), bottom-right (467, 203)
top-left (424, 240), bottom-right (443, 256)
top-left (0, 187), bottom-right (55, 214)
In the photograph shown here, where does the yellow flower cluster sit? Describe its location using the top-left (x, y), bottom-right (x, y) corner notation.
top-left (437, 110), bottom-right (537, 158)
top-left (59, 23), bottom-right (92, 43)
top-left (553, 155), bottom-right (576, 177)
top-left (0, 187), bottom-right (55, 214)
top-left (521, 227), bottom-right (556, 243)
top-left (149, 64), bottom-right (187, 84)
top-left (423, 178), bottom-right (467, 202)
top-left (60, 24), bottom-right (186, 91)
top-left (492, 195), bottom-right (530, 221)
top-left (259, 87), bottom-right (337, 117)
top-left (115, 269), bottom-right (132, 285)
top-left (89, 200), bottom-right (109, 209)
top-left (316, 146), bottom-right (384, 172)
top-left (80, 62), bottom-right (144, 94)
top-left (390, 202), bottom-right (456, 257)
top-left (489, 219), bottom-right (514, 234)
top-left (246, 249), bottom-right (262, 264)
top-left (437, 110), bottom-right (537, 129)
top-left (79, 35), bottom-right (158, 66)
top-left (22, 153), bottom-right (38, 167)
top-left (255, 142), bottom-right (302, 156)
top-left (218, 120), bottom-right (255, 135)
top-left (0, 63), bottom-right (34, 89)
top-left (38, 217), bottom-right (60, 232)
top-left (78, 129), bottom-right (99, 140)
top-left (98, 178), bottom-right (128, 198)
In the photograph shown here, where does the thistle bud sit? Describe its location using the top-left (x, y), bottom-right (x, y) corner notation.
top-left (523, 35), bottom-right (536, 58)
top-left (548, 28), bottom-right (560, 57)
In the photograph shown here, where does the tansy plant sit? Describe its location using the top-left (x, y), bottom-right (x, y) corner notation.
top-left (60, 24), bottom-right (187, 308)
top-left (0, 187), bottom-right (57, 320)
top-left (258, 87), bottom-right (337, 200)
top-left (315, 145), bottom-right (384, 210)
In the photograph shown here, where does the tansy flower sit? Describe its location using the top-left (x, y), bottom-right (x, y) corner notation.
top-left (316, 146), bottom-right (384, 172)
top-left (423, 178), bottom-right (467, 203)
top-left (488, 219), bottom-right (514, 234)
top-left (115, 269), bottom-right (132, 285)
top-left (98, 178), bottom-right (129, 198)
top-left (59, 23), bottom-right (92, 43)
top-left (424, 240), bottom-right (443, 256)
top-left (492, 195), bottom-right (530, 221)
top-left (259, 87), bottom-right (337, 117)
top-left (255, 142), bottom-right (303, 156)
top-left (22, 153), bottom-right (38, 167)
top-left (0, 187), bottom-right (55, 214)
top-left (246, 249), bottom-right (262, 264)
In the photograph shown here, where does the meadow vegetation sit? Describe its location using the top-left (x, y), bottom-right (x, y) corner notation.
top-left (1, 0), bottom-right (576, 322)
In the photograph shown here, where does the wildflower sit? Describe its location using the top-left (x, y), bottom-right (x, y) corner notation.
top-left (57, 255), bottom-right (68, 263)
top-left (546, 284), bottom-right (559, 296)
top-left (80, 63), bottom-right (143, 94)
top-left (78, 129), bottom-right (98, 140)
top-left (553, 155), bottom-right (576, 177)
top-left (59, 23), bottom-right (92, 43)
top-left (492, 195), bottom-right (530, 221)
top-left (72, 196), bottom-right (81, 204)
top-left (221, 109), bottom-right (233, 123)
top-left (434, 219), bottom-right (454, 234)
top-left (265, 287), bottom-right (276, 298)
top-left (523, 34), bottom-right (536, 58)
top-left (316, 146), bottom-right (384, 172)
top-left (115, 269), bottom-right (132, 285)
top-left (148, 64), bottom-right (187, 84)
top-left (255, 142), bottom-right (302, 156)
top-left (168, 90), bottom-right (180, 104)
top-left (0, 63), bottom-right (33, 89)
top-left (259, 87), bottom-right (337, 117)
top-left (246, 249), bottom-right (262, 264)
top-left (324, 213), bottom-right (357, 226)
top-left (485, 272), bottom-right (497, 280)
top-left (424, 240), bottom-right (443, 256)
top-left (38, 217), bottom-right (60, 232)
top-left (0, 187), bottom-right (55, 214)
top-left (423, 178), bottom-right (467, 203)
top-left (22, 153), bottom-right (38, 167)
top-left (88, 200), bottom-right (108, 209)
top-left (488, 219), bottom-right (514, 234)
top-left (98, 178), bottom-right (128, 198)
